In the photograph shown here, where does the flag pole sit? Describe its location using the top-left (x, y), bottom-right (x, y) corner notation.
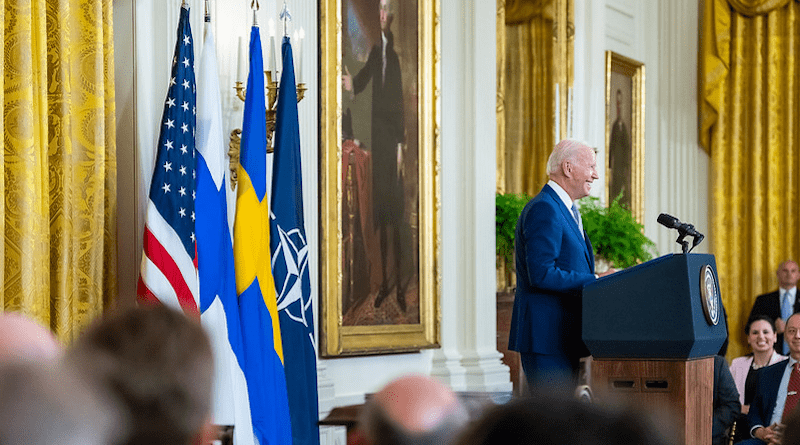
top-left (251, 0), bottom-right (259, 26)
top-left (280, 1), bottom-right (291, 37)
top-left (204, 0), bottom-right (210, 22)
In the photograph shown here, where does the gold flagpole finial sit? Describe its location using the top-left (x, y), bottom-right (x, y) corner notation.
top-left (251, 0), bottom-right (259, 26)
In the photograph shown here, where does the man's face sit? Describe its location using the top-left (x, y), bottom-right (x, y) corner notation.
top-left (563, 145), bottom-right (599, 200)
top-left (380, 0), bottom-right (390, 31)
top-left (786, 314), bottom-right (800, 358)
top-left (778, 261), bottom-right (800, 289)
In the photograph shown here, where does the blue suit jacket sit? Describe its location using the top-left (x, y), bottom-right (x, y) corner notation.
top-left (508, 184), bottom-right (596, 362)
top-left (747, 358), bottom-right (791, 431)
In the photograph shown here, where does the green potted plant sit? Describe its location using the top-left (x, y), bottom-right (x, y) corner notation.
top-left (578, 193), bottom-right (657, 270)
top-left (496, 192), bottom-right (532, 274)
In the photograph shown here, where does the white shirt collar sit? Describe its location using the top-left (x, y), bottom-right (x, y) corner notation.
top-left (781, 286), bottom-right (797, 296)
top-left (547, 180), bottom-right (574, 210)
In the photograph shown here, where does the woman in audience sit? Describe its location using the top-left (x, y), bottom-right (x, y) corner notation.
top-left (729, 315), bottom-right (785, 414)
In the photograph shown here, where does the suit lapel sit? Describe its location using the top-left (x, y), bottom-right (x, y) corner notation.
top-left (767, 360), bottom-right (791, 417)
top-left (544, 185), bottom-right (593, 269)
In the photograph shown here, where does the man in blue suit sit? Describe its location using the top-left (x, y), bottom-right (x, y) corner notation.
top-left (738, 312), bottom-right (800, 444)
top-left (508, 139), bottom-right (616, 390)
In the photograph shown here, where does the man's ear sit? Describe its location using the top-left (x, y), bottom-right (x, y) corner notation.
top-left (562, 160), bottom-right (572, 177)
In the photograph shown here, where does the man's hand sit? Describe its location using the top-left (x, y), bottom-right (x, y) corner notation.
top-left (755, 423), bottom-right (783, 444)
top-left (342, 65), bottom-right (353, 92)
top-left (597, 268), bottom-right (617, 278)
top-left (777, 317), bottom-right (786, 334)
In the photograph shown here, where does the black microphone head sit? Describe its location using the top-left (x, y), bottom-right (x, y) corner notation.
top-left (693, 233), bottom-right (705, 246)
top-left (657, 213), bottom-right (680, 229)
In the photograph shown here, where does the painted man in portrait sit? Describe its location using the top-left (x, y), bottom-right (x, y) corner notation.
top-left (609, 88), bottom-right (631, 207)
top-left (343, 0), bottom-right (409, 312)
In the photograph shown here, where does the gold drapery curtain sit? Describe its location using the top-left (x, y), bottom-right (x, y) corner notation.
top-left (501, 1), bottom-right (554, 196)
top-left (2, 0), bottom-right (117, 343)
top-left (701, 0), bottom-right (800, 359)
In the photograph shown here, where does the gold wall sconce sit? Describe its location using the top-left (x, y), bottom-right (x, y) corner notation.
top-left (227, 71), bottom-right (307, 190)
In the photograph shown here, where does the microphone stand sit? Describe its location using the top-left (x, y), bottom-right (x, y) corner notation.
top-left (675, 225), bottom-right (703, 254)
top-left (676, 232), bottom-right (690, 254)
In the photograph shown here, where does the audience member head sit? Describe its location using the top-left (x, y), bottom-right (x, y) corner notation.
top-left (744, 315), bottom-right (778, 355)
top-left (785, 313), bottom-right (800, 360)
top-left (360, 373), bottom-right (469, 445)
top-left (0, 312), bottom-right (60, 362)
top-left (66, 305), bottom-right (213, 445)
top-left (778, 260), bottom-right (800, 290)
top-left (454, 393), bottom-right (668, 445)
top-left (0, 360), bottom-right (119, 444)
top-left (546, 139), bottom-right (599, 201)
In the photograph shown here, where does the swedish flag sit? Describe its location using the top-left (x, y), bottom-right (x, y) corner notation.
top-left (233, 25), bottom-right (292, 445)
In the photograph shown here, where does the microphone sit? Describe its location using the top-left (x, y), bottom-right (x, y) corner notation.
top-left (656, 213), bottom-right (681, 229)
top-left (657, 213), bottom-right (704, 253)
top-left (657, 213), bottom-right (702, 238)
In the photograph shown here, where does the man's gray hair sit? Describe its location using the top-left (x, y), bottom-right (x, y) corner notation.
top-left (546, 139), bottom-right (593, 175)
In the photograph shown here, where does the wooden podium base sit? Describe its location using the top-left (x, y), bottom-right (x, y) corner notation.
top-left (591, 357), bottom-right (713, 445)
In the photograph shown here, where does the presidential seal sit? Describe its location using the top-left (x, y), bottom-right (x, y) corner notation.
top-left (699, 265), bottom-right (720, 326)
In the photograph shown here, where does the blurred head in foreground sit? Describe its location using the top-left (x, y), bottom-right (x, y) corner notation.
top-left (0, 360), bottom-right (118, 444)
top-left (0, 312), bottom-right (60, 362)
top-left (360, 373), bottom-right (469, 445)
top-left (66, 305), bottom-right (213, 445)
top-left (454, 393), bottom-right (669, 445)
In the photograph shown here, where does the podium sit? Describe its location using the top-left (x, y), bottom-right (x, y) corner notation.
top-left (582, 254), bottom-right (726, 445)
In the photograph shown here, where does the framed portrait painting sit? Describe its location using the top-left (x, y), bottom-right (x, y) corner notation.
top-left (605, 51), bottom-right (644, 223)
top-left (319, 0), bottom-right (440, 356)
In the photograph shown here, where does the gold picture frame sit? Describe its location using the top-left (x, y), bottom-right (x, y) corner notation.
top-left (319, 0), bottom-right (440, 356)
top-left (605, 51), bottom-right (644, 223)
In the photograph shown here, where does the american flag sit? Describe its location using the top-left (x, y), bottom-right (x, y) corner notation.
top-left (137, 5), bottom-right (198, 316)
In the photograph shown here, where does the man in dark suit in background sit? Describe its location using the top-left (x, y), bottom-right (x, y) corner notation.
top-left (342, 0), bottom-right (408, 312)
top-left (713, 354), bottom-right (741, 445)
top-left (609, 88), bottom-right (631, 206)
top-left (737, 312), bottom-right (800, 444)
top-left (508, 139), bottom-right (616, 391)
top-left (749, 260), bottom-right (800, 354)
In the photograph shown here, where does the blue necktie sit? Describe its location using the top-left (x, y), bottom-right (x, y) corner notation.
top-left (571, 203), bottom-right (584, 238)
top-left (783, 292), bottom-right (792, 354)
top-left (783, 292), bottom-right (793, 321)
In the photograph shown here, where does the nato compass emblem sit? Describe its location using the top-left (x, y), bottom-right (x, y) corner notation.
top-left (699, 265), bottom-right (720, 326)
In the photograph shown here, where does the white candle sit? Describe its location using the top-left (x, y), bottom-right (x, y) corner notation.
top-left (268, 19), bottom-right (277, 81)
top-left (237, 36), bottom-right (247, 82)
top-left (297, 27), bottom-right (304, 83)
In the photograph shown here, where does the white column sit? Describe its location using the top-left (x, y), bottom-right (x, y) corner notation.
top-left (433, 0), bottom-right (511, 392)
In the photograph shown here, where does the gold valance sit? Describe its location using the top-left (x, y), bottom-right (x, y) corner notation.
top-left (699, 0), bottom-right (799, 151)
top-left (727, 0), bottom-right (793, 16)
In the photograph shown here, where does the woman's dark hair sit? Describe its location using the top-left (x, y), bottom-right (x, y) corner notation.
top-left (744, 314), bottom-right (776, 335)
